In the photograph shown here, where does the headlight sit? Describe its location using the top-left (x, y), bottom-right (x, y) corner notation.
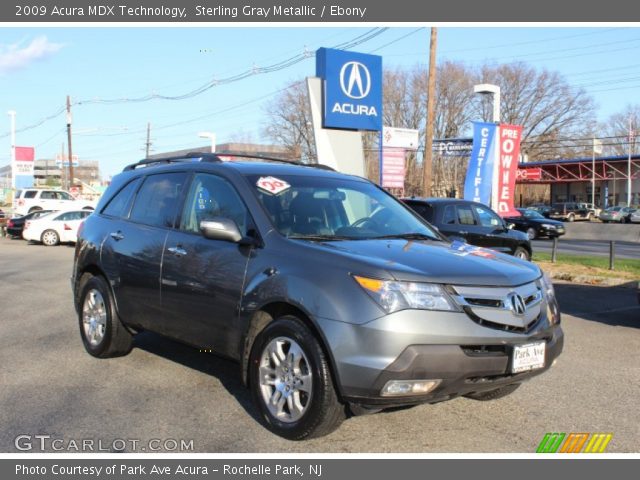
top-left (353, 276), bottom-right (460, 313)
top-left (539, 271), bottom-right (555, 300)
top-left (541, 224), bottom-right (555, 229)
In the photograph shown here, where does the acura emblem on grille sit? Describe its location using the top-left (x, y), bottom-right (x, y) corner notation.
top-left (507, 292), bottom-right (526, 316)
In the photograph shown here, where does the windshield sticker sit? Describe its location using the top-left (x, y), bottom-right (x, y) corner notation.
top-left (256, 176), bottom-right (291, 195)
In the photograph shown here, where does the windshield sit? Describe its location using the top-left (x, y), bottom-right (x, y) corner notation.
top-left (247, 174), bottom-right (440, 241)
top-left (519, 209), bottom-right (544, 219)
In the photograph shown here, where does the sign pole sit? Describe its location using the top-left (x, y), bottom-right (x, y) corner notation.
top-left (592, 137), bottom-right (596, 207)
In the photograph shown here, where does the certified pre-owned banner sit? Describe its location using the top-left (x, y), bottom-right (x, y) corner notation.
top-left (463, 122), bottom-right (497, 206)
top-left (494, 124), bottom-right (523, 217)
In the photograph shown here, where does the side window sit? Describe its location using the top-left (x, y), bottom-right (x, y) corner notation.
top-left (58, 192), bottom-right (73, 200)
top-left (180, 173), bottom-right (248, 235)
top-left (102, 178), bottom-right (141, 219)
top-left (457, 205), bottom-right (477, 226)
top-left (40, 191), bottom-right (56, 200)
top-left (56, 212), bottom-right (81, 221)
top-left (24, 190), bottom-right (37, 199)
top-left (442, 205), bottom-right (456, 225)
top-left (472, 205), bottom-right (502, 228)
top-left (130, 172), bottom-right (187, 228)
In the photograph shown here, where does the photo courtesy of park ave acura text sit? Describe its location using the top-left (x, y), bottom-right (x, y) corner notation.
top-left (0, 14), bottom-right (639, 454)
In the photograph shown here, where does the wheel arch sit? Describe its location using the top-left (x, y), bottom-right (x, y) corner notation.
top-left (241, 301), bottom-right (345, 401)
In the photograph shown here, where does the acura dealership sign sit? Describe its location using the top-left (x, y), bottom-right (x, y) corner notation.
top-left (316, 47), bottom-right (382, 131)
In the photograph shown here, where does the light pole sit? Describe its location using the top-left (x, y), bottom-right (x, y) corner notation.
top-left (474, 84), bottom-right (501, 123)
top-left (7, 110), bottom-right (16, 189)
top-left (198, 131), bottom-right (216, 153)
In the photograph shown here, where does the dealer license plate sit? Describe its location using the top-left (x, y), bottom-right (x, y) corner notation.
top-left (512, 342), bottom-right (546, 373)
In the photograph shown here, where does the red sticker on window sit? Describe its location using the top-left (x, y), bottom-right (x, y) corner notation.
top-left (256, 176), bottom-right (291, 195)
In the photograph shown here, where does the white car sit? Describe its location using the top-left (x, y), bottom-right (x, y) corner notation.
top-left (629, 210), bottom-right (640, 223)
top-left (13, 188), bottom-right (96, 216)
top-left (23, 209), bottom-right (92, 246)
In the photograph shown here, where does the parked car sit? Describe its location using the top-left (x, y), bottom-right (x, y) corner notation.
top-left (72, 153), bottom-right (563, 440)
top-left (548, 202), bottom-right (593, 222)
top-left (504, 208), bottom-right (565, 240)
top-left (23, 209), bottom-right (92, 246)
top-left (6, 210), bottom-right (55, 238)
top-left (628, 209), bottom-right (640, 224)
top-left (527, 204), bottom-right (552, 218)
top-left (579, 202), bottom-right (601, 218)
top-left (13, 188), bottom-right (96, 216)
top-left (599, 206), bottom-right (636, 223)
top-left (402, 198), bottom-right (533, 260)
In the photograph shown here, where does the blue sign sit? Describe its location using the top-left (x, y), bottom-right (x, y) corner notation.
top-left (464, 122), bottom-right (497, 206)
top-left (316, 47), bottom-right (382, 131)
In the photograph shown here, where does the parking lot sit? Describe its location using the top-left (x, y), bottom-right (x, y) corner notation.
top-left (0, 237), bottom-right (638, 453)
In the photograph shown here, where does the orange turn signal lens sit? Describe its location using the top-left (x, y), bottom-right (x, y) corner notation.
top-left (353, 275), bottom-right (384, 293)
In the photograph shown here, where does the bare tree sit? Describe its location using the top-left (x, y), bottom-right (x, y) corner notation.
top-left (600, 104), bottom-right (640, 157)
top-left (476, 62), bottom-right (596, 161)
top-left (262, 81), bottom-right (315, 162)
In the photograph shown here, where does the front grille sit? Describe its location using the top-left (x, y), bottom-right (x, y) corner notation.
top-left (463, 306), bottom-right (541, 334)
top-left (461, 345), bottom-right (507, 357)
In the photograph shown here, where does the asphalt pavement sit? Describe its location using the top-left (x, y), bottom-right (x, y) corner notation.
top-left (1, 237), bottom-right (638, 453)
top-left (532, 239), bottom-right (639, 260)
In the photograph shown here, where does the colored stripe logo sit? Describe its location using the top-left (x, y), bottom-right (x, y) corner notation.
top-left (537, 433), bottom-right (612, 453)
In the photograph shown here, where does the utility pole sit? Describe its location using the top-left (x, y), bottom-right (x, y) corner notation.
top-left (628, 116), bottom-right (634, 207)
top-left (422, 27), bottom-right (437, 197)
top-left (145, 122), bottom-right (152, 158)
top-left (7, 110), bottom-right (16, 190)
top-left (66, 95), bottom-right (74, 190)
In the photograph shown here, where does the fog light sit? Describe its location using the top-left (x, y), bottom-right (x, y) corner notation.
top-left (381, 379), bottom-right (441, 396)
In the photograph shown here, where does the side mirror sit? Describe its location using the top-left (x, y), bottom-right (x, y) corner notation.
top-left (504, 222), bottom-right (515, 230)
top-left (200, 217), bottom-right (244, 243)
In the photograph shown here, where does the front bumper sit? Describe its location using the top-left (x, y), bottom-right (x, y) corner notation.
top-left (318, 299), bottom-right (563, 408)
top-left (539, 225), bottom-right (565, 237)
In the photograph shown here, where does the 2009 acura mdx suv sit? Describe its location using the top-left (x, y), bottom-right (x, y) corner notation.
top-left (72, 153), bottom-right (563, 440)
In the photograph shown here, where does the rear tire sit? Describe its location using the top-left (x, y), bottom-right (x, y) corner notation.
top-left (567, 213), bottom-right (575, 222)
top-left (78, 275), bottom-right (133, 358)
top-left (249, 315), bottom-right (345, 440)
top-left (513, 246), bottom-right (531, 261)
top-left (464, 383), bottom-right (520, 401)
top-left (41, 229), bottom-right (59, 246)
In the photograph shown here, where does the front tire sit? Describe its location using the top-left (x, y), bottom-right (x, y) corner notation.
top-left (513, 246), bottom-right (531, 261)
top-left (78, 275), bottom-right (133, 358)
top-left (41, 229), bottom-right (59, 246)
top-left (567, 213), bottom-right (575, 222)
top-left (249, 315), bottom-right (345, 440)
top-left (526, 227), bottom-right (537, 240)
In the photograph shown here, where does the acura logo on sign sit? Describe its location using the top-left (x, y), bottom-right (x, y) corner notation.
top-left (339, 61), bottom-right (371, 99)
top-left (507, 292), bottom-right (526, 316)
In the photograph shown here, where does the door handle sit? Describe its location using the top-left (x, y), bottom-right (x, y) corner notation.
top-left (167, 246), bottom-right (187, 257)
top-left (458, 230), bottom-right (468, 235)
top-left (110, 231), bottom-right (124, 241)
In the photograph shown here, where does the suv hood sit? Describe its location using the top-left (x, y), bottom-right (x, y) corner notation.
top-left (307, 239), bottom-right (540, 287)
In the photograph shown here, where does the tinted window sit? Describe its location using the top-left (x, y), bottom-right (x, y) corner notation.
top-left (442, 205), bottom-right (456, 225)
top-left (130, 172), bottom-right (187, 228)
top-left (102, 178), bottom-right (141, 218)
top-left (40, 191), bottom-right (56, 200)
top-left (24, 190), bottom-right (37, 199)
top-left (472, 204), bottom-right (502, 228)
top-left (180, 174), bottom-right (249, 234)
top-left (407, 202), bottom-right (433, 222)
top-left (457, 205), bottom-right (477, 225)
top-left (58, 192), bottom-right (73, 200)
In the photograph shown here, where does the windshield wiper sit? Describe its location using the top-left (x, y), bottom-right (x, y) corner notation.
top-left (373, 233), bottom-right (441, 241)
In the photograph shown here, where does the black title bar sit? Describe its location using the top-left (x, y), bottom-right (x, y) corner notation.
top-left (3, 0), bottom-right (640, 22)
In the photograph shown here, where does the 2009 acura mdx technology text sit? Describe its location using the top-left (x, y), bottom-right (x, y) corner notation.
top-left (72, 153), bottom-right (563, 440)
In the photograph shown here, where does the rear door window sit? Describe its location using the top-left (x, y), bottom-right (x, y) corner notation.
top-left (102, 178), bottom-right (142, 219)
top-left (472, 204), bottom-right (503, 228)
top-left (407, 202), bottom-right (433, 222)
top-left (24, 190), bottom-right (37, 199)
top-left (129, 172), bottom-right (187, 228)
top-left (456, 205), bottom-right (477, 225)
top-left (442, 205), bottom-right (456, 225)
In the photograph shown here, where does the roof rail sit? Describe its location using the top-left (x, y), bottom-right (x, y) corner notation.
top-left (123, 152), bottom-right (222, 171)
top-left (122, 151), bottom-right (335, 172)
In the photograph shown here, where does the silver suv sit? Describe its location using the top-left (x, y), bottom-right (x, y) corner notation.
top-left (72, 153), bottom-right (563, 440)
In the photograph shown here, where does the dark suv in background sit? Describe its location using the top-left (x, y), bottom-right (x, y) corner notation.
top-left (403, 198), bottom-right (532, 260)
top-left (549, 202), bottom-right (593, 222)
top-left (72, 154), bottom-right (562, 440)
